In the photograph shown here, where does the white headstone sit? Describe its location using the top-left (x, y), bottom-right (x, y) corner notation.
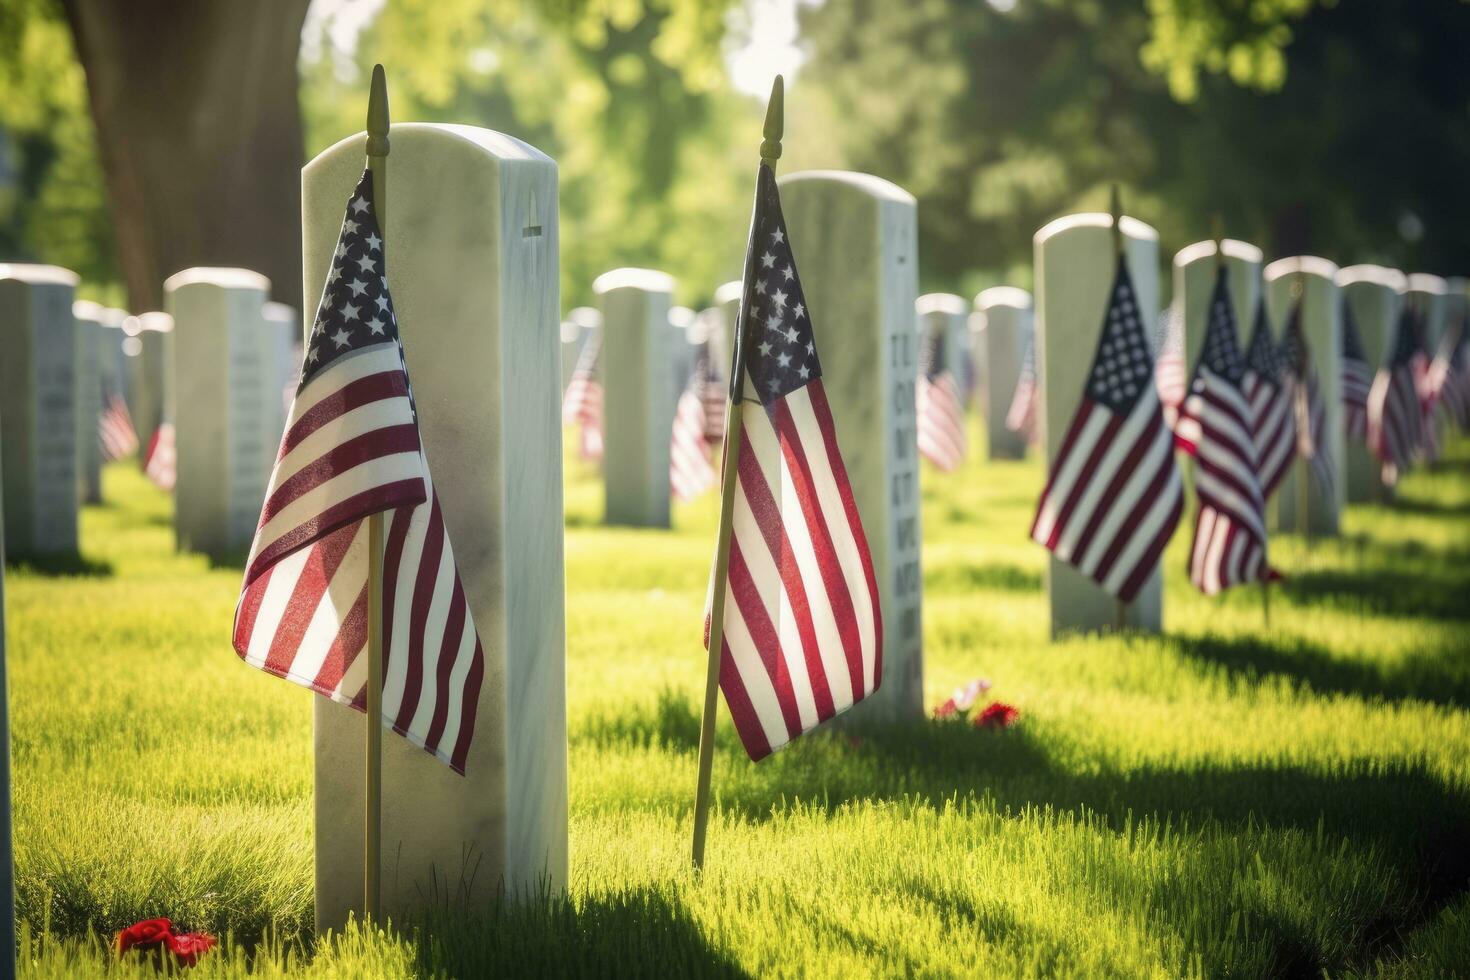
top-left (1446, 277), bottom-right (1468, 340)
top-left (164, 268), bottom-right (273, 559)
top-left (776, 170), bottom-right (923, 723)
top-left (126, 311), bottom-right (173, 445)
top-left (1335, 265), bottom-right (1405, 502)
top-left (974, 287), bottom-right (1033, 460)
top-left (1172, 239), bottom-right (1263, 369)
top-left (97, 307), bottom-right (132, 412)
top-left (669, 304), bottom-right (698, 406)
top-left (305, 123), bottom-right (566, 931)
top-left (714, 280), bottom-right (743, 384)
top-left (560, 306), bottom-right (599, 393)
top-left (595, 267), bottom-right (675, 528)
top-left (261, 302), bottom-right (298, 473)
top-left (1406, 273), bottom-right (1449, 353)
top-left (72, 300), bottom-right (108, 504)
top-left (1034, 214), bottom-right (1162, 635)
top-left (1263, 256), bottom-right (1343, 536)
top-left (0, 264), bottom-right (80, 557)
top-left (916, 292), bottom-right (970, 404)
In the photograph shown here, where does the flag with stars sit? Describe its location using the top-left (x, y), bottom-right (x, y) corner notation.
top-left (1341, 300), bottom-right (1372, 443)
top-left (1279, 300), bottom-right (1335, 498)
top-left (708, 162), bottom-right (882, 761)
top-left (1030, 255), bottom-right (1183, 603)
top-left (232, 169), bottom-right (486, 775)
top-left (915, 326), bottom-right (967, 471)
top-left (1368, 305), bottom-right (1428, 482)
top-left (1241, 297), bottom-right (1295, 501)
top-left (1174, 268), bottom-right (1275, 595)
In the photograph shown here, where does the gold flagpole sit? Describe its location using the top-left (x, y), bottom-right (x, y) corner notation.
top-left (691, 75), bottom-right (783, 871)
top-left (363, 63), bottom-right (390, 926)
top-left (1109, 184), bottom-right (1128, 633)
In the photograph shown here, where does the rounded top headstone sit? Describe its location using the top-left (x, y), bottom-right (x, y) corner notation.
top-left (163, 267), bottom-right (270, 292)
top-left (310, 123), bottom-right (552, 180)
top-left (915, 293), bottom-right (969, 317)
top-left (1173, 238), bottom-right (1264, 268)
top-left (568, 306), bottom-right (602, 330)
top-left (135, 311), bottom-right (174, 333)
top-left (1336, 265), bottom-right (1407, 291)
top-left (73, 299), bottom-right (106, 321)
top-left (1034, 212), bottom-right (1158, 246)
top-left (975, 286), bottom-right (1033, 312)
top-left (559, 320), bottom-right (582, 344)
top-left (1263, 255), bottom-right (1339, 282)
top-left (1406, 272), bottom-right (1448, 295)
top-left (263, 301), bottom-right (296, 324)
top-left (0, 262), bottom-right (79, 286)
top-left (714, 280), bottom-right (743, 306)
top-left (778, 169), bottom-right (916, 206)
top-left (101, 307), bottom-right (129, 328)
top-left (593, 268), bottom-right (675, 295)
top-left (669, 305), bottom-right (696, 330)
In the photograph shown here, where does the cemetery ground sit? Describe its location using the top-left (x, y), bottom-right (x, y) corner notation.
top-left (6, 427), bottom-right (1470, 979)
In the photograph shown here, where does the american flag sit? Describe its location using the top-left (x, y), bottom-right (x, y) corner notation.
top-left (1174, 268), bottom-right (1274, 594)
top-left (1279, 299), bottom-right (1335, 498)
top-left (915, 327), bottom-right (967, 471)
top-left (709, 162), bottom-right (882, 761)
top-left (1340, 301), bottom-right (1372, 443)
top-left (1005, 334), bottom-right (1038, 446)
top-left (1241, 298), bottom-right (1295, 501)
top-left (99, 392), bottom-right (139, 461)
top-left (232, 169), bottom-right (485, 774)
top-left (1154, 303), bottom-right (1186, 430)
top-left (1416, 313), bottom-right (1442, 463)
top-left (1368, 306), bottom-right (1428, 480)
top-left (1430, 323), bottom-right (1468, 430)
top-left (670, 351), bottom-right (717, 501)
top-left (143, 423), bottom-right (176, 491)
top-left (697, 336), bottom-right (728, 443)
top-left (1030, 256), bottom-right (1183, 603)
top-left (561, 330), bottom-right (603, 461)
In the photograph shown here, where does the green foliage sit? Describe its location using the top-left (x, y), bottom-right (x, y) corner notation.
top-left (1141, 0), bottom-right (1326, 102)
top-left (7, 431), bottom-right (1470, 975)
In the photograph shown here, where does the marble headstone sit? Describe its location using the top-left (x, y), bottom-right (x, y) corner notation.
top-left (560, 307), bottom-right (599, 393)
top-left (1336, 265), bottom-right (1405, 502)
top-left (1033, 214), bottom-right (1162, 635)
top-left (714, 279), bottom-right (743, 384)
top-left (776, 170), bottom-right (923, 724)
top-left (916, 292), bottom-right (971, 403)
top-left (1264, 256), bottom-right (1343, 536)
top-left (1172, 239), bottom-right (1262, 369)
top-left (97, 307), bottom-right (132, 412)
top-left (164, 268), bottom-right (273, 559)
top-left (72, 300), bottom-right (108, 503)
top-left (669, 304), bottom-right (698, 407)
top-left (1406, 274), bottom-right (1448, 353)
top-left (974, 287), bottom-right (1033, 461)
top-left (305, 123), bottom-right (567, 932)
top-left (126, 311), bottom-right (173, 446)
top-left (595, 267), bottom-right (675, 528)
top-left (0, 264), bottom-right (80, 557)
top-left (261, 301), bottom-right (298, 470)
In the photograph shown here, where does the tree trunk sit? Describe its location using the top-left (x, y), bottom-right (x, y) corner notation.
top-left (61, 0), bottom-right (310, 312)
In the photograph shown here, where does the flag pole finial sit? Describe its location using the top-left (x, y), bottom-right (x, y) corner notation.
top-left (367, 64), bottom-right (390, 159)
top-left (1109, 183), bottom-right (1123, 257)
top-left (760, 75), bottom-right (784, 169)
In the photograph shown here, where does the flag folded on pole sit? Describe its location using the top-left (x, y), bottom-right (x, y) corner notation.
top-left (916, 328), bottom-right (967, 471)
top-left (232, 169), bottom-right (486, 775)
top-left (99, 393), bottom-right (139, 462)
top-left (1430, 324), bottom-right (1468, 430)
top-left (1005, 334), bottom-right (1038, 446)
top-left (1174, 268), bottom-right (1275, 594)
top-left (671, 351), bottom-right (717, 501)
top-left (1368, 306), bottom-right (1428, 481)
top-left (1279, 301), bottom-right (1335, 499)
top-left (1029, 255), bottom-right (1183, 603)
top-left (1241, 298), bottom-right (1295, 501)
top-left (561, 331), bottom-right (604, 461)
top-left (1340, 301), bottom-right (1372, 443)
top-left (709, 163), bottom-right (882, 761)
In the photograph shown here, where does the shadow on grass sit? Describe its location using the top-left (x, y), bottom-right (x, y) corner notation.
top-left (1169, 633), bottom-right (1470, 707)
top-left (580, 688), bottom-right (702, 752)
top-left (4, 551), bottom-right (113, 578)
top-left (406, 889), bottom-right (748, 979)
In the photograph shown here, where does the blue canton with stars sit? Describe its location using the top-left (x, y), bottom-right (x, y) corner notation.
top-left (1244, 298), bottom-right (1283, 381)
top-left (1083, 256), bottom-right (1155, 413)
top-left (1191, 266), bottom-right (1246, 386)
top-left (1387, 305), bottom-right (1424, 369)
top-left (302, 169), bottom-right (408, 403)
top-left (736, 164), bottom-right (822, 405)
top-left (1278, 300), bottom-right (1310, 380)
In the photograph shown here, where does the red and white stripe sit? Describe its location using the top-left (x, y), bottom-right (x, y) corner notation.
top-left (916, 370), bottom-right (967, 471)
top-left (1005, 338), bottom-right (1038, 446)
top-left (1190, 505), bottom-right (1272, 595)
top-left (99, 393), bottom-right (139, 461)
top-left (1242, 370), bottom-right (1294, 501)
top-left (143, 423), bottom-right (176, 491)
top-left (715, 380), bottom-right (882, 760)
top-left (1369, 354), bottom-right (1426, 480)
top-left (233, 343), bottom-right (484, 773)
top-left (671, 384), bottom-right (716, 501)
top-left (561, 335), bottom-right (603, 462)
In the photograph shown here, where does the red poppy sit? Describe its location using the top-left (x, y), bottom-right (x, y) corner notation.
top-left (974, 701), bottom-right (1019, 730)
top-left (932, 697), bottom-right (958, 719)
top-left (116, 917), bottom-right (217, 967)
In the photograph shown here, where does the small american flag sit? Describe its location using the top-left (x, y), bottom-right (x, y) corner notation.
top-left (143, 423), bottom-right (176, 491)
top-left (561, 331), bottom-right (603, 461)
top-left (915, 328), bottom-right (967, 471)
top-left (1030, 256), bottom-right (1183, 603)
top-left (1154, 303), bottom-right (1186, 431)
top-left (99, 392), bottom-right (139, 461)
top-left (1368, 306), bottom-right (1429, 481)
top-left (670, 352), bottom-right (717, 501)
top-left (1005, 334), bottom-right (1038, 446)
top-left (232, 169), bottom-right (485, 774)
top-left (1241, 298), bottom-right (1295, 501)
top-left (1430, 323), bottom-right (1468, 430)
top-left (1279, 300), bottom-right (1335, 498)
top-left (698, 341), bottom-right (728, 443)
top-left (1340, 301), bottom-right (1372, 443)
top-left (1175, 268), bottom-right (1274, 594)
top-left (709, 162), bottom-right (882, 761)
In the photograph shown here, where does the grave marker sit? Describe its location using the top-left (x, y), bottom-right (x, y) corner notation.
top-left (261, 301), bottom-right (298, 472)
top-left (126, 311), bottom-right (173, 446)
top-left (916, 291), bottom-right (971, 398)
top-left (1336, 265), bottom-right (1405, 502)
top-left (72, 300), bottom-right (108, 504)
top-left (974, 287), bottom-right (1033, 460)
top-left (1172, 239), bottom-right (1262, 369)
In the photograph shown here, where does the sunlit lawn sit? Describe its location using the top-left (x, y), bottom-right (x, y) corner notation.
top-left (7, 422), bottom-right (1469, 977)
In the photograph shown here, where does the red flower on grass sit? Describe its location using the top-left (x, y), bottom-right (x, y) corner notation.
top-left (974, 701), bottom-right (1019, 730)
top-left (116, 917), bottom-right (217, 968)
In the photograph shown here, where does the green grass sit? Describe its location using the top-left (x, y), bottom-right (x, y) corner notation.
top-left (6, 425), bottom-right (1469, 977)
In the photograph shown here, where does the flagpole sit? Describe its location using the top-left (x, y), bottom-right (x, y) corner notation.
top-left (692, 75), bottom-right (783, 870)
top-left (363, 63), bottom-right (389, 926)
top-left (1109, 184), bottom-right (1128, 634)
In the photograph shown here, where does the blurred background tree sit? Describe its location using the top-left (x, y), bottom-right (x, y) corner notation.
top-left (1, 0), bottom-right (1466, 312)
